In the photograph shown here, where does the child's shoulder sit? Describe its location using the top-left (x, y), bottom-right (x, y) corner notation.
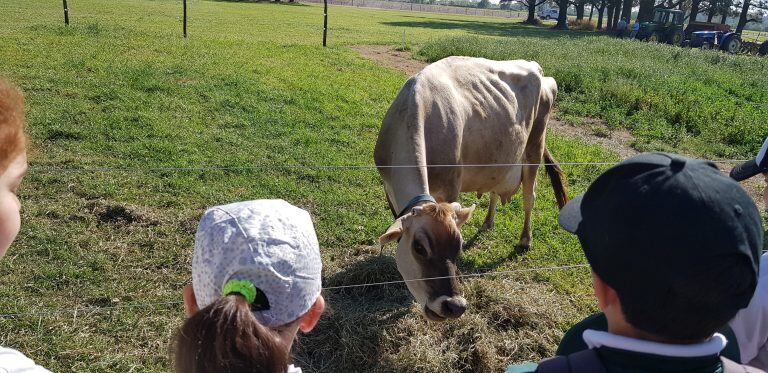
top-left (0, 347), bottom-right (51, 373)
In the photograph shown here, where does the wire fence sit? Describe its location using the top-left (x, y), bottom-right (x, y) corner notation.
top-left (26, 158), bottom-right (752, 174)
top-left (0, 263), bottom-right (590, 319)
top-left (300, 0), bottom-right (528, 19)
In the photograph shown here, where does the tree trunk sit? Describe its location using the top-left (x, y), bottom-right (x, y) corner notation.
top-left (607, 1), bottom-right (615, 27)
top-left (620, 0), bottom-right (633, 21)
top-left (736, 0), bottom-right (751, 32)
top-left (721, 11), bottom-right (728, 23)
top-left (707, 3), bottom-right (716, 22)
top-left (689, 0), bottom-right (701, 21)
top-left (526, 1), bottom-right (537, 23)
top-left (554, 0), bottom-right (570, 28)
top-left (576, 0), bottom-right (586, 19)
top-left (612, 0), bottom-right (622, 28)
top-left (589, 4), bottom-right (595, 20)
top-left (637, 0), bottom-right (655, 21)
top-left (597, 3), bottom-right (606, 28)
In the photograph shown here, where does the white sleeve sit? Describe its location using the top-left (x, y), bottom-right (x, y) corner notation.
top-left (0, 347), bottom-right (52, 373)
top-left (729, 253), bottom-right (768, 368)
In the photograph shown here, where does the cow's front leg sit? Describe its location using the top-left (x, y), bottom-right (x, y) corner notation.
top-left (516, 166), bottom-right (538, 253)
top-left (480, 193), bottom-right (498, 232)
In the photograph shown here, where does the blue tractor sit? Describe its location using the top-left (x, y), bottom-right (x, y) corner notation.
top-left (688, 30), bottom-right (742, 54)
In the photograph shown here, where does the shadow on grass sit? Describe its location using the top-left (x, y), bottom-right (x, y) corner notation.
top-left (295, 254), bottom-right (413, 372)
top-left (381, 18), bottom-right (593, 39)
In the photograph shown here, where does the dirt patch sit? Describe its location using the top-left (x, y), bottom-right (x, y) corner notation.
top-left (548, 118), bottom-right (637, 160)
top-left (351, 45), bottom-right (427, 77)
top-left (85, 200), bottom-right (160, 226)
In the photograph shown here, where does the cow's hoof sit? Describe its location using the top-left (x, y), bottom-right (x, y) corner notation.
top-left (514, 243), bottom-right (530, 255)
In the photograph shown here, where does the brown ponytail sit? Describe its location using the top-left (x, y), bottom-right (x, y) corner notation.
top-left (174, 294), bottom-right (289, 373)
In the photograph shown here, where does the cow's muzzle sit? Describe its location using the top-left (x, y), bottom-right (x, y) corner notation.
top-left (424, 296), bottom-right (467, 321)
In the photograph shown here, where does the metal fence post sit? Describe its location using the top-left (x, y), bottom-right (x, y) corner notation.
top-left (323, 0), bottom-right (328, 47)
top-left (183, 0), bottom-right (188, 38)
top-left (63, 0), bottom-right (69, 25)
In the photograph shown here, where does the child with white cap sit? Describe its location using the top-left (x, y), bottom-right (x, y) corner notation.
top-left (175, 199), bottom-right (325, 373)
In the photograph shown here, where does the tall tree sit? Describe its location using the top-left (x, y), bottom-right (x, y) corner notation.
top-left (637, 0), bottom-right (656, 21)
top-left (576, 0), bottom-right (587, 19)
top-left (612, 0), bottom-right (622, 27)
top-left (737, 0), bottom-right (752, 31)
top-left (706, 0), bottom-right (718, 21)
top-left (689, 0), bottom-right (702, 20)
top-left (596, 0), bottom-right (608, 27)
top-left (620, 0), bottom-right (633, 21)
top-left (516, 0), bottom-right (550, 24)
top-left (555, 0), bottom-right (570, 28)
top-left (607, 0), bottom-right (616, 27)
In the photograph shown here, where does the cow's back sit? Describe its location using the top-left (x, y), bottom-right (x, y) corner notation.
top-left (375, 56), bottom-right (557, 202)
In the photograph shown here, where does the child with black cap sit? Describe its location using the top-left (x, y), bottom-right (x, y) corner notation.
top-left (507, 152), bottom-right (764, 373)
top-left (727, 137), bottom-right (768, 369)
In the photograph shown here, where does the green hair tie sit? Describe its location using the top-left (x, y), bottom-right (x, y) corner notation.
top-left (222, 279), bottom-right (257, 304)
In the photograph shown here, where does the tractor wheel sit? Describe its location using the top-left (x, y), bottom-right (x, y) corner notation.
top-left (669, 30), bottom-right (683, 46)
top-left (760, 41), bottom-right (768, 56)
top-left (722, 35), bottom-right (742, 54)
top-left (647, 33), bottom-right (661, 43)
top-left (701, 42), bottom-right (713, 50)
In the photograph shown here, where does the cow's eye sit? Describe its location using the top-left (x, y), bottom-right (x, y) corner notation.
top-left (413, 242), bottom-right (428, 257)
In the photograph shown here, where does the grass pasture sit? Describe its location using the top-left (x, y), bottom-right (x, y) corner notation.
top-left (0, 0), bottom-right (765, 372)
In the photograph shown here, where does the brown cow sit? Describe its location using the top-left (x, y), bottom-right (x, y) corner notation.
top-left (374, 56), bottom-right (568, 321)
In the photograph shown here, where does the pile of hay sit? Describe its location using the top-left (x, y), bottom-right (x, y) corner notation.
top-left (294, 250), bottom-right (588, 372)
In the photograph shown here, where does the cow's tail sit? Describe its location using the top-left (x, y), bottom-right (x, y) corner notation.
top-left (543, 147), bottom-right (569, 210)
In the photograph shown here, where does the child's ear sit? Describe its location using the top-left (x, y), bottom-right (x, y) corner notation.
top-left (299, 295), bottom-right (325, 333)
top-left (182, 283), bottom-right (199, 317)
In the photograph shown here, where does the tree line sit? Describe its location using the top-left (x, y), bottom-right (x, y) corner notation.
top-left (501, 0), bottom-right (766, 33)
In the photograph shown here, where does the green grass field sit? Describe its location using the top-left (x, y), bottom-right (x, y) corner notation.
top-left (0, 1), bottom-right (765, 372)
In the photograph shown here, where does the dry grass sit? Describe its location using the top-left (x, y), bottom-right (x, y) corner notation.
top-left (567, 19), bottom-right (596, 31)
top-left (295, 250), bottom-right (588, 372)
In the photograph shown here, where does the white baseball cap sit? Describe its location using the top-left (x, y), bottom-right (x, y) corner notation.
top-left (192, 200), bottom-right (323, 328)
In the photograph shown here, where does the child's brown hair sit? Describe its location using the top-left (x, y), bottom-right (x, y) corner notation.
top-left (0, 80), bottom-right (26, 172)
top-left (174, 294), bottom-right (290, 373)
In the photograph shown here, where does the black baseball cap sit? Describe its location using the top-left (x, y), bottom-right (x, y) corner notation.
top-left (731, 137), bottom-right (768, 181)
top-left (559, 153), bottom-right (762, 309)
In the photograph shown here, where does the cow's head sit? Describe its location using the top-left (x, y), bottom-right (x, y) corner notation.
top-left (379, 202), bottom-right (475, 321)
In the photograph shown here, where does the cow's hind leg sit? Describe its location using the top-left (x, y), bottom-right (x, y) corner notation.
top-left (480, 192), bottom-right (498, 232)
top-left (516, 165), bottom-right (538, 253)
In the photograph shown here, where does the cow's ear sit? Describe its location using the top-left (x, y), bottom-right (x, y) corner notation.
top-left (379, 219), bottom-right (403, 246)
top-left (452, 203), bottom-right (476, 227)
